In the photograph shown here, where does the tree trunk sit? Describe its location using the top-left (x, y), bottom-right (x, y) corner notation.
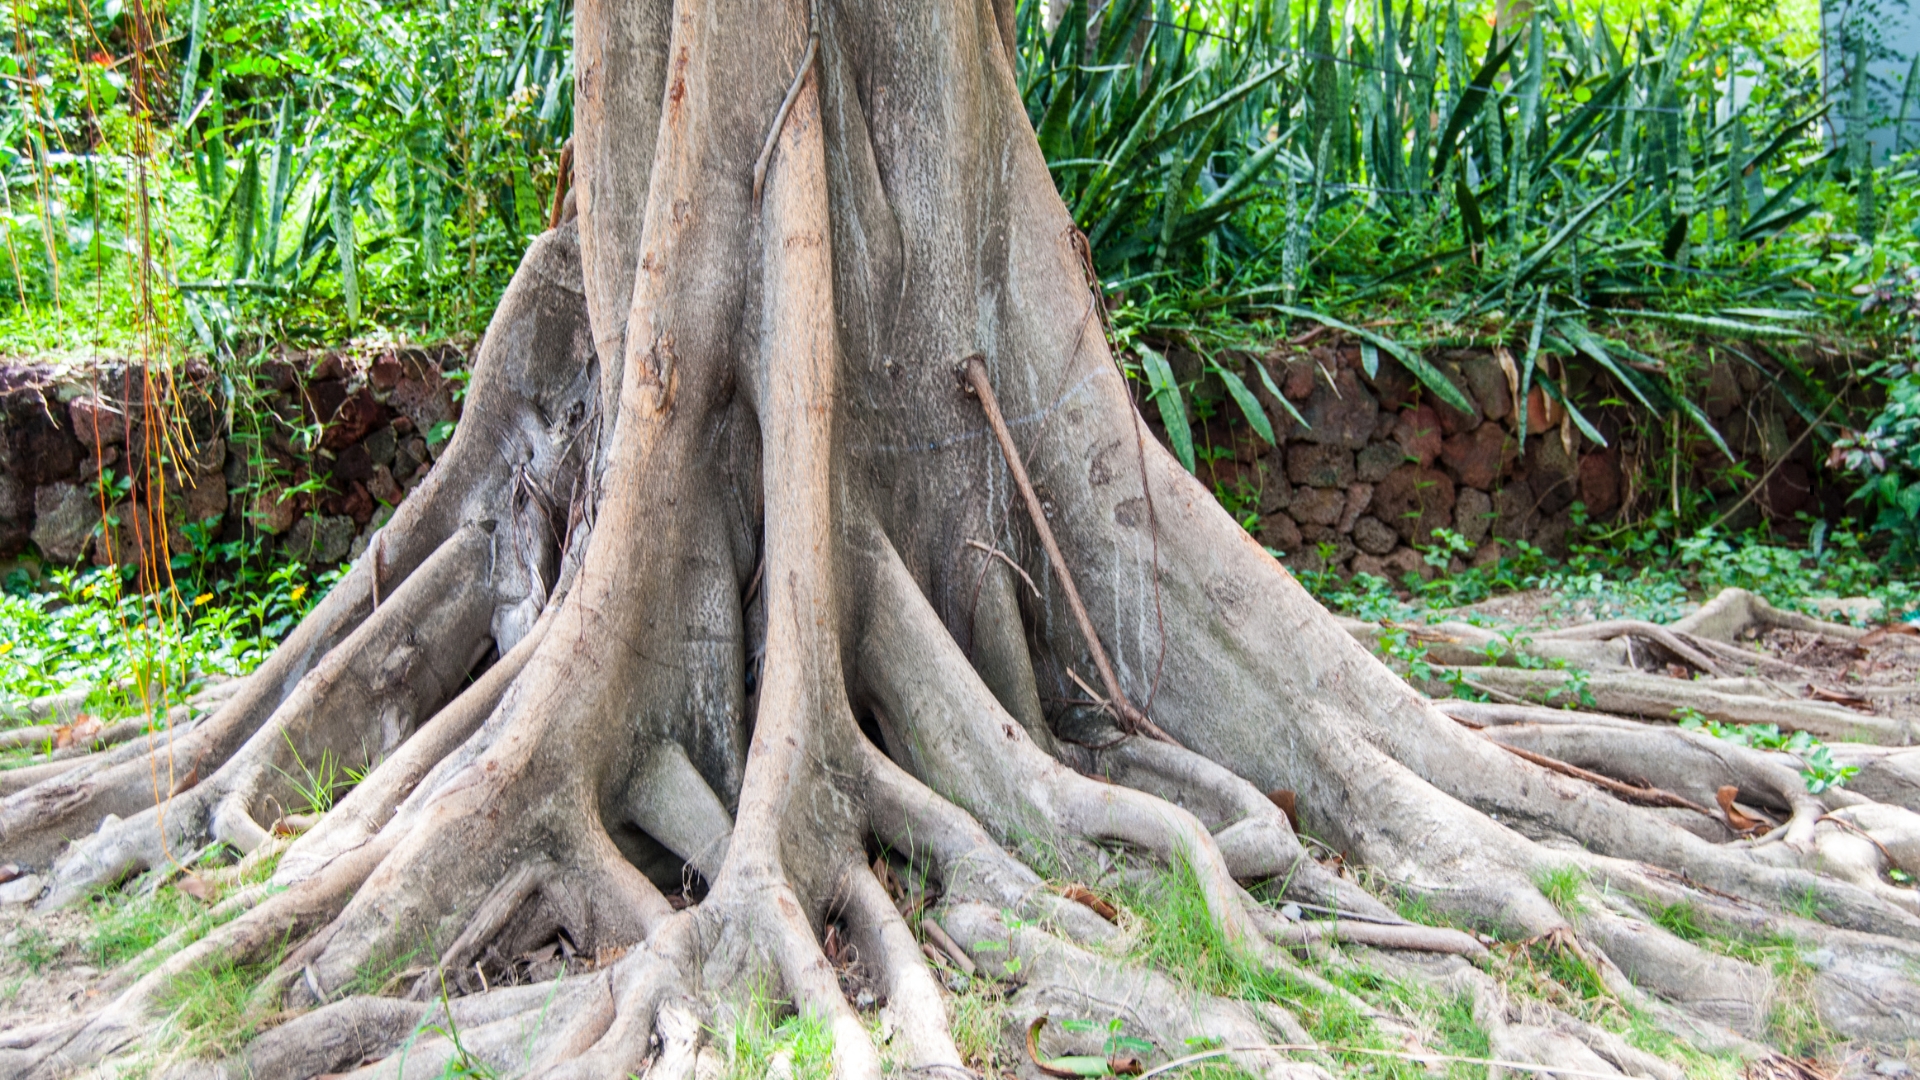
top-left (5, 0), bottom-right (1920, 1075)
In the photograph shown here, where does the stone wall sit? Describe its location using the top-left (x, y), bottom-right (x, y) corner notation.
top-left (0, 334), bottom-right (1855, 586)
top-left (1155, 336), bottom-right (1846, 581)
top-left (0, 345), bottom-right (466, 576)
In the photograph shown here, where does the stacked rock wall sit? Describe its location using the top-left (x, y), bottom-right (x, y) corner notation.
top-left (0, 335), bottom-right (1857, 587)
top-left (1158, 337), bottom-right (1847, 582)
top-left (0, 345), bottom-right (466, 576)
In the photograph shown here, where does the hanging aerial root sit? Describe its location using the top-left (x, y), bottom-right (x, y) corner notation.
top-left (960, 353), bottom-right (1174, 745)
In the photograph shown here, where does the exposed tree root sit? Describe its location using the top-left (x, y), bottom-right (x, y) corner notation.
top-left (7, 0), bottom-right (1920, 1074)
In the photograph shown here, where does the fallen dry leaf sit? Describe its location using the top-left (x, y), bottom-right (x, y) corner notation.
top-left (1718, 786), bottom-right (1767, 834)
top-left (1266, 789), bottom-right (1300, 833)
top-left (176, 872), bottom-right (218, 903)
top-left (1060, 884), bottom-right (1117, 921)
top-left (1858, 623), bottom-right (1919, 647)
top-left (52, 715), bottom-right (103, 750)
top-left (1743, 1053), bottom-right (1834, 1080)
top-left (1805, 685), bottom-right (1875, 712)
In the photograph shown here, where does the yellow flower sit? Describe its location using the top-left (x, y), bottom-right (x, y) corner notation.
top-left (0, 642), bottom-right (12, 656)
top-left (193, 593), bottom-right (213, 606)
top-left (290, 585), bottom-right (308, 603)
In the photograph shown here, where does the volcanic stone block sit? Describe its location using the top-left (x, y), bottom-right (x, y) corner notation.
top-left (1459, 354), bottom-right (1511, 421)
top-left (1393, 406), bottom-right (1443, 468)
top-left (1356, 442), bottom-right (1404, 483)
top-left (1441, 422), bottom-right (1512, 491)
top-left (31, 482), bottom-right (95, 564)
top-left (1287, 444), bottom-right (1356, 488)
top-left (1372, 464), bottom-right (1455, 545)
top-left (1454, 487), bottom-right (1493, 545)
top-left (1352, 514), bottom-right (1398, 556)
top-left (1288, 367), bottom-right (1377, 450)
top-left (1258, 513), bottom-right (1303, 555)
top-left (1290, 485), bottom-right (1346, 527)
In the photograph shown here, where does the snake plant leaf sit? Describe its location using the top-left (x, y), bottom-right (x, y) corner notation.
top-left (1213, 361), bottom-right (1276, 445)
top-left (1537, 372), bottom-right (1608, 447)
top-left (1601, 309), bottom-right (1806, 339)
top-left (1555, 321), bottom-right (1660, 411)
top-left (1508, 176), bottom-right (1633, 288)
top-left (1264, 305), bottom-right (1473, 415)
top-left (1139, 344), bottom-right (1196, 471)
top-left (1432, 32), bottom-right (1521, 178)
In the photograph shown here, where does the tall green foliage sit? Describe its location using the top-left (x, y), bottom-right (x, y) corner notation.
top-left (1019, 0), bottom-right (1905, 472)
top-left (1, 0), bottom-right (574, 346)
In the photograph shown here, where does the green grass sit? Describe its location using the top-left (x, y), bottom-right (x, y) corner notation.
top-left (1114, 865), bottom-right (1497, 1079)
top-left (0, 559), bottom-right (334, 725)
top-left (5, 926), bottom-right (58, 975)
top-left (1647, 900), bottom-right (1830, 1054)
top-left (86, 888), bottom-right (212, 971)
top-left (156, 948), bottom-right (284, 1059)
top-left (1533, 866), bottom-right (1589, 916)
top-left (717, 994), bottom-right (834, 1080)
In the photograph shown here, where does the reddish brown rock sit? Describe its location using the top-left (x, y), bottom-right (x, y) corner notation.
top-left (1283, 357), bottom-right (1315, 400)
top-left (1372, 464), bottom-right (1455, 545)
top-left (1576, 450), bottom-right (1622, 518)
top-left (393, 369), bottom-right (457, 434)
top-left (248, 484), bottom-right (299, 535)
top-left (1290, 485), bottom-right (1346, 527)
top-left (1349, 551), bottom-right (1389, 579)
top-left (1383, 546), bottom-right (1434, 582)
top-left (367, 465), bottom-right (403, 507)
top-left (1257, 512), bottom-right (1303, 555)
top-left (1441, 422), bottom-right (1513, 491)
top-left (1518, 387), bottom-right (1559, 436)
top-left (1287, 366), bottom-right (1378, 450)
top-left (369, 352), bottom-right (405, 390)
top-left (1363, 360), bottom-right (1417, 411)
top-left (323, 481), bottom-right (375, 526)
top-left (322, 388), bottom-right (392, 451)
top-left (1288, 444), bottom-right (1356, 488)
top-left (1393, 406), bottom-right (1443, 468)
top-left (1433, 363), bottom-right (1482, 437)
top-left (1338, 483), bottom-right (1374, 533)
top-left (68, 396), bottom-right (126, 447)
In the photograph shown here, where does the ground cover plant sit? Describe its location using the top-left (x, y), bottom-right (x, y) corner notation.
top-left (5, 0), bottom-right (1920, 1078)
